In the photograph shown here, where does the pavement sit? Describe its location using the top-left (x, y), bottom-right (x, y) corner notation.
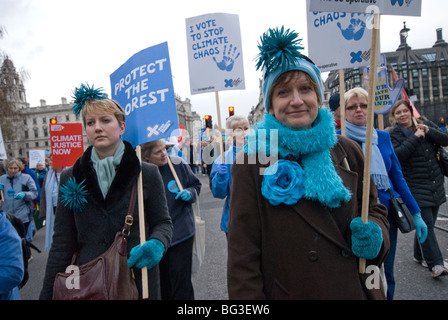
top-left (18, 174), bottom-right (448, 300)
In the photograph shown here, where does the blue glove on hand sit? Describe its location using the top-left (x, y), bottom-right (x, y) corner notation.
top-left (0, 183), bottom-right (4, 191)
top-left (217, 163), bottom-right (228, 176)
top-left (127, 239), bottom-right (165, 269)
top-left (175, 189), bottom-right (192, 202)
top-left (350, 217), bottom-right (383, 260)
top-left (413, 212), bottom-right (428, 243)
top-left (13, 192), bottom-right (26, 200)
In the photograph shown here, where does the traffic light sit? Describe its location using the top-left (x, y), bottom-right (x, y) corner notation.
top-left (229, 106), bottom-right (234, 117)
top-left (205, 115), bottom-right (212, 129)
top-left (50, 118), bottom-right (57, 125)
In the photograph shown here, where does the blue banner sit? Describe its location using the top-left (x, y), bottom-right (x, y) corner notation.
top-left (110, 42), bottom-right (179, 147)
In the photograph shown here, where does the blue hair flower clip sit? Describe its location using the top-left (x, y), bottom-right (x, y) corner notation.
top-left (71, 83), bottom-right (107, 117)
top-left (255, 26), bottom-right (305, 76)
top-left (60, 177), bottom-right (89, 212)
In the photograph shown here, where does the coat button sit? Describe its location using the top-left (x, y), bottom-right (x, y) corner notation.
top-left (307, 251), bottom-right (319, 262)
top-left (341, 250), bottom-right (351, 258)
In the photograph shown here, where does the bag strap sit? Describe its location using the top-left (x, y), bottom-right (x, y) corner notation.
top-left (122, 182), bottom-right (137, 236)
top-left (387, 188), bottom-right (395, 199)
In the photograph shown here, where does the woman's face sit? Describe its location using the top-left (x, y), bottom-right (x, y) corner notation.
top-left (393, 104), bottom-right (413, 128)
top-left (7, 163), bottom-right (20, 177)
top-left (270, 71), bottom-right (319, 128)
top-left (147, 143), bottom-right (168, 167)
top-left (345, 95), bottom-right (368, 127)
top-left (85, 112), bottom-right (125, 157)
top-left (233, 122), bottom-right (250, 147)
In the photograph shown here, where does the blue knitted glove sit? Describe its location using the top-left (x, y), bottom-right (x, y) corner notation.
top-left (0, 183), bottom-right (4, 190)
top-left (350, 217), bottom-right (383, 260)
top-left (175, 189), bottom-right (192, 202)
top-left (14, 192), bottom-right (26, 200)
top-left (127, 239), bottom-right (165, 269)
top-left (413, 212), bottom-right (428, 244)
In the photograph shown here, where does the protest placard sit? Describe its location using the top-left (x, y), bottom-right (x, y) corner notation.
top-left (186, 13), bottom-right (245, 94)
top-left (307, 0), bottom-right (374, 72)
top-left (29, 150), bottom-right (46, 169)
top-left (0, 126), bottom-right (6, 160)
top-left (309, 0), bottom-right (422, 16)
top-left (110, 42), bottom-right (179, 148)
top-left (50, 123), bottom-right (84, 167)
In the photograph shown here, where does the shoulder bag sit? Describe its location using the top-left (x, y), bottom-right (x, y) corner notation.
top-left (388, 188), bottom-right (415, 234)
top-left (52, 183), bottom-right (138, 300)
top-left (436, 146), bottom-right (448, 177)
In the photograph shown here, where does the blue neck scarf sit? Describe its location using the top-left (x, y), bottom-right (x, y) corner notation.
top-left (91, 140), bottom-right (125, 198)
top-left (245, 108), bottom-right (352, 208)
top-left (345, 121), bottom-right (390, 191)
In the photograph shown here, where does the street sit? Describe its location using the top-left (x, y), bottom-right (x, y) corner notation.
top-left (19, 174), bottom-right (448, 300)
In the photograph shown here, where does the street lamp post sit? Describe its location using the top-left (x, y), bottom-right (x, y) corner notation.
top-left (400, 21), bottom-right (413, 96)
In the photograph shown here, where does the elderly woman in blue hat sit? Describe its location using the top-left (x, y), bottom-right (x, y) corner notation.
top-left (227, 27), bottom-right (390, 300)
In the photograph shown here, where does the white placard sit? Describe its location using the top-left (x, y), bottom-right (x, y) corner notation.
top-left (307, 0), bottom-right (374, 72)
top-left (309, 0), bottom-right (422, 17)
top-left (186, 13), bottom-right (245, 95)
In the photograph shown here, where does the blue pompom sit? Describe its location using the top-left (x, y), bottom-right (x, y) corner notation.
top-left (256, 26), bottom-right (304, 75)
top-left (60, 177), bottom-right (89, 212)
top-left (71, 83), bottom-right (107, 116)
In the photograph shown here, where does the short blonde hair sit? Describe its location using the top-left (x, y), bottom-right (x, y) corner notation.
top-left (344, 87), bottom-right (368, 104)
top-left (81, 99), bottom-right (125, 126)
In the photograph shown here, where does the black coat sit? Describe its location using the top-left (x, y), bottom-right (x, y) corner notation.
top-left (39, 141), bottom-right (173, 299)
top-left (389, 120), bottom-right (448, 208)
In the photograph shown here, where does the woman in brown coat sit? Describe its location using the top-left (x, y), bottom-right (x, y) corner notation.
top-left (227, 27), bottom-right (389, 300)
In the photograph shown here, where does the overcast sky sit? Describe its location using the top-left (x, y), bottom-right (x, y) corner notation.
top-left (1, 0), bottom-right (447, 124)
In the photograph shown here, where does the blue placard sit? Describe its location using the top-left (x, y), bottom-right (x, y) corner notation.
top-left (110, 42), bottom-right (179, 147)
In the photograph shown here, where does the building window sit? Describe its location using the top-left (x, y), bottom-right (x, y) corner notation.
top-left (34, 129), bottom-right (38, 138)
top-left (24, 131), bottom-right (29, 139)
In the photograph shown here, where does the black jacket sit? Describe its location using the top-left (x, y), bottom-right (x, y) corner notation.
top-left (389, 120), bottom-right (448, 208)
top-left (39, 141), bottom-right (173, 299)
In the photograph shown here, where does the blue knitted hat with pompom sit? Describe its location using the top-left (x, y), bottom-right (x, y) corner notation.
top-left (256, 27), bottom-right (324, 111)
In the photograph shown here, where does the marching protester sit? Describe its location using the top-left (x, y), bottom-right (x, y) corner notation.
top-left (39, 161), bottom-right (64, 251)
top-left (142, 138), bottom-right (201, 300)
top-left (329, 93), bottom-right (341, 130)
top-left (0, 207), bottom-right (24, 300)
top-left (389, 100), bottom-right (448, 278)
top-left (210, 115), bottom-right (249, 237)
top-left (341, 88), bottom-right (427, 299)
top-left (227, 27), bottom-right (390, 300)
top-left (0, 159), bottom-right (38, 235)
top-left (40, 84), bottom-right (173, 300)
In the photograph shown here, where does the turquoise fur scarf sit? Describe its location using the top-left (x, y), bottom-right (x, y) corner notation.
top-left (245, 108), bottom-right (352, 208)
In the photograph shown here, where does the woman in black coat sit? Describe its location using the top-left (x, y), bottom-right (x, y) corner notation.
top-left (389, 100), bottom-right (448, 278)
top-left (39, 85), bottom-right (173, 299)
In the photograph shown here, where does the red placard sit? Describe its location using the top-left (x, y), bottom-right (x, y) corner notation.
top-left (50, 123), bottom-right (84, 167)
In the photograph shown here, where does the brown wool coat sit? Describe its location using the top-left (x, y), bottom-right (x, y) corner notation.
top-left (228, 136), bottom-right (390, 300)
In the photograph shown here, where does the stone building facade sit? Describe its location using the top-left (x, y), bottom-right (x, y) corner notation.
top-left (0, 57), bottom-right (201, 161)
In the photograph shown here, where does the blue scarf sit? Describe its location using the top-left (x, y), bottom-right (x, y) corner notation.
top-left (245, 108), bottom-right (352, 208)
top-left (345, 121), bottom-right (390, 191)
top-left (91, 140), bottom-right (125, 198)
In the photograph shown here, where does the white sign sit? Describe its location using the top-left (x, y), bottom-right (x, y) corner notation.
top-left (309, 0), bottom-right (422, 17)
top-left (186, 13), bottom-right (245, 95)
top-left (307, 0), bottom-right (373, 72)
top-left (0, 126), bottom-right (6, 160)
top-left (29, 150), bottom-right (46, 169)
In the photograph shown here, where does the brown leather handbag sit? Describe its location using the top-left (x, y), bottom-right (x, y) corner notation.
top-left (52, 183), bottom-right (139, 300)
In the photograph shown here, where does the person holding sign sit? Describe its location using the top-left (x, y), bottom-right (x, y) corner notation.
top-left (341, 88), bottom-right (427, 299)
top-left (389, 100), bottom-right (448, 278)
top-left (39, 84), bottom-right (173, 300)
top-left (227, 27), bottom-right (389, 300)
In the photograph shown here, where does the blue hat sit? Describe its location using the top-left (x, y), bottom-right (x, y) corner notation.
top-left (329, 93), bottom-right (340, 112)
top-left (256, 27), bottom-right (324, 111)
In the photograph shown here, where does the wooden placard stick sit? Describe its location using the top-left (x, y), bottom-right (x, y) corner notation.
top-left (359, 13), bottom-right (381, 274)
top-left (215, 91), bottom-right (225, 163)
top-left (339, 69), bottom-right (346, 137)
top-left (135, 145), bottom-right (149, 299)
top-left (167, 156), bottom-right (184, 192)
